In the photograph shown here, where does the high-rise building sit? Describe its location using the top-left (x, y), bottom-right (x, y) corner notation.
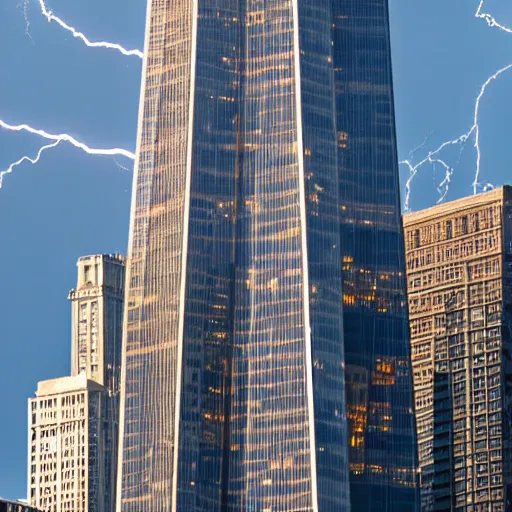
top-left (68, 254), bottom-right (125, 509)
top-left (403, 187), bottom-right (512, 511)
top-left (69, 254), bottom-right (125, 392)
top-left (117, 2), bottom-right (418, 511)
top-left (0, 498), bottom-right (42, 512)
top-left (28, 255), bottom-right (125, 512)
top-left (28, 375), bottom-right (108, 512)
top-left (335, 2), bottom-right (418, 508)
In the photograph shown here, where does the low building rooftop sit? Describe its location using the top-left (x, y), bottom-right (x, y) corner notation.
top-left (35, 373), bottom-right (105, 397)
top-left (403, 186), bottom-right (510, 226)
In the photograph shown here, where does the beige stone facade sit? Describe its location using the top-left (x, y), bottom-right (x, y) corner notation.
top-left (0, 498), bottom-right (41, 512)
top-left (404, 187), bottom-right (512, 510)
top-left (28, 375), bottom-right (106, 512)
top-left (69, 254), bottom-right (125, 392)
top-left (28, 255), bottom-right (125, 512)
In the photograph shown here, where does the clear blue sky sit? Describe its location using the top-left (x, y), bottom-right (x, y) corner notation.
top-left (0, 0), bottom-right (510, 500)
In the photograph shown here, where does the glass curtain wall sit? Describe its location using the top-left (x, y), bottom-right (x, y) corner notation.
top-left (117, 1), bottom-right (417, 511)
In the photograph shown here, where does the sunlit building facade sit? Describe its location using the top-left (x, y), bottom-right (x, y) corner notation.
top-left (68, 254), bottom-right (125, 511)
top-left (117, 1), bottom-right (418, 511)
top-left (404, 187), bottom-right (512, 511)
top-left (28, 255), bottom-right (125, 512)
top-left (69, 254), bottom-right (125, 394)
top-left (28, 375), bottom-right (108, 512)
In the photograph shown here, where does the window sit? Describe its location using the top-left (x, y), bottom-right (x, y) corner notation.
top-left (446, 220), bottom-right (453, 239)
top-left (462, 215), bottom-right (468, 235)
top-left (414, 229), bottom-right (420, 248)
top-left (472, 307), bottom-right (485, 328)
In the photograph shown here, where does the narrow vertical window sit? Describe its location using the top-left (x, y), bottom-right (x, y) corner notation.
top-left (446, 220), bottom-right (453, 240)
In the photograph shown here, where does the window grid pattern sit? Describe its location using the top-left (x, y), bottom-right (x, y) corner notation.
top-left (298, 0), bottom-right (350, 509)
top-left (29, 385), bottom-right (107, 512)
top-left (332, 0), bottom-right (418, 509)
top-left (174, 2), bottom-right (240, 510)
top-left (68, 254), bottom-right (125, 512)
top-left (404, 188), bottom-right (512, 511)
top-left (227, 1), bottom-right (316, 510)
top-left (118, 1), bottom-right (415, 511)
top-left (118, 0), bottom-right (195, 509)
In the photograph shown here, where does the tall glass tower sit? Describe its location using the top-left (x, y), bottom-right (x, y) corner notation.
top-left (117, 1), bottom-right (418, 511)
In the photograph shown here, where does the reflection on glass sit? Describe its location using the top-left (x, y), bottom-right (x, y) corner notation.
top-left (117, 1), bottom-right (418, 511)
top-left (333, 0), bottom-right (419, 509)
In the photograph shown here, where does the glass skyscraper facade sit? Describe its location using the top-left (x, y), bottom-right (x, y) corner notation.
top-left (117, 1), bottom-right (418, 511)
top-left (333, 1), bottom-right (418, 509)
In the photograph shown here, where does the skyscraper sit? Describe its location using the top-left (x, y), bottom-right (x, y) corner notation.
top-left (334, 2), bottom-right (419, 508)
top-left (117, 2), bottom-right (417, 511)
top-left (404, 187), bottom-right (512, 511)
top-left (29, 255), bottom-right (125, 512)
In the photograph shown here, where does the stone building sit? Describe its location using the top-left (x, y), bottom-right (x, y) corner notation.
top-left (0, 498), bottom-right (42, 512)
top-left (404, 187), bottom-right (512, 510)
top-left (28, 255), bottom-right (125, 512)
top-left (28, 375), bottom-right (107, 512)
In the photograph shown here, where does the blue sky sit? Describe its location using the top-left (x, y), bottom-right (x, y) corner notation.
top-left (0, 0), bottom-right (511, 500)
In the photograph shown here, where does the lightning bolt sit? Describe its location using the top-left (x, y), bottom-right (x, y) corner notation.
top-left (0, 140), bottom-right (61, 188)
top-left (408, 131), bottom-right (434, 161)
top-left (0, 119), bottom-right (135, 188)
top-left (113, 158), bottom-right (133, 173)
top-left (431, 156), bottom-right (454, 205)
top-left (13, 0), bottom-right (507, 202)
top-left (2, 2), bottom-right (140, 189)
top-left (401, 1), bottom-right (512, 211)
top-left (19, 0), bottom-right (33, 39)
top-left (37, 0), bottom-right (143, 58)
top-left (475, 0), bottom-right (512, 34)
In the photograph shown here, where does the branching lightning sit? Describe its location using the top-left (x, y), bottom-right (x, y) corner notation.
top-left (0, 1), bottom-right (141, 189)
top-left (19, 0), bottom-right (33, 39)
top-left (401, 0), bottom-right (512, 211)
top-left (402, 63), bottom-right (512, 210)
top-left (431, 156), bottom-right (453, 204)
top-left (0, 1), bottom-right (141, 188)
top-left (4, 0), bottom-right (509, 202)
top-left (0, 119), bottom-right (135, 188)
top-left (475, 0), bottom-right (512, 34)
top-left (0, 140), bottom-right (61, 188)
top-left (407, 131), bottom-right (434, 161)
top-left (37, 0), bottom-right (143, 58)
top-left (113, 158), bottom-right (133, 173)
